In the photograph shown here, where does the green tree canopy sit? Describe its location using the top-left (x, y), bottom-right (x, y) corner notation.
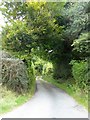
top-left (1, 1), bottom-right (89, 79)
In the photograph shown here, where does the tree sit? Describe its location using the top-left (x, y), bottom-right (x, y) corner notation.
top-left (1, 2), bottom-right (64, 65)
top-left (52, 2), bottom-right (89, 79)
top-left (1, 1), bottom-right (89, 80)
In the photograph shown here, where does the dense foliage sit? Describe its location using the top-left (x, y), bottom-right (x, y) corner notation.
top-left (72, 33), bottom-right (89, 59)
top-left (0, 1), bottom-right (89, 94)
top-left (2, 58), bottom-right (29, 93)
top-left (70, 60), bottom-right (88, 93)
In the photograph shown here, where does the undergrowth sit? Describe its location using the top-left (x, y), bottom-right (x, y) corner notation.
top-left (0, 84), bottom-right (35, 115)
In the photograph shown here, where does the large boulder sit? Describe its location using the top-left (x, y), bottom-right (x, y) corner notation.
top-left (0, 51), bottom-right (29, 93)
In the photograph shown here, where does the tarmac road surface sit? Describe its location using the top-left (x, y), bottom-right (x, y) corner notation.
top-left (0, 80), bottom-right (88, 119)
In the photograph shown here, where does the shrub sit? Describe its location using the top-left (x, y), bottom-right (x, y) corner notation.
top-left (1, 53), bottom-right (29, 94)
top-left (35, 64), bottom-right (43, 75)
top-left (72, 33), bottom-right (89, 58)
top-left (42, 62), bottom-right (53, 75)
top-left (8, 52), bottom-right (36, 94)
top-left (32, 55), bottom-right (53, 76)
top-left (70, 60), bottom-right (89, 93)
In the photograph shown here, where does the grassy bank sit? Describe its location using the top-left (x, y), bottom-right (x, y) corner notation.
top-left (0, 84), bottom-right (35, 115)
top-left (43, 75), bottom-right (88, 110)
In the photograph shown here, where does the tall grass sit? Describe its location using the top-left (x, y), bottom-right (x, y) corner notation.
top-left (0, 85), bottom-right (34, 115)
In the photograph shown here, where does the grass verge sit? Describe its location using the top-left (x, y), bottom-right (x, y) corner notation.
top-left (0, 84), bottom-right (35, 115)
top-left (42, 75), bottom-right (88, 110)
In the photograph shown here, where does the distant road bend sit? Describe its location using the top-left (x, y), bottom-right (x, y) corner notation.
top-left (0, 80), bottom-right (88, 118)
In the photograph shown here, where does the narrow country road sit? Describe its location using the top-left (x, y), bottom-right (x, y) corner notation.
top-left (0, 80), bottom-right (88, 119)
